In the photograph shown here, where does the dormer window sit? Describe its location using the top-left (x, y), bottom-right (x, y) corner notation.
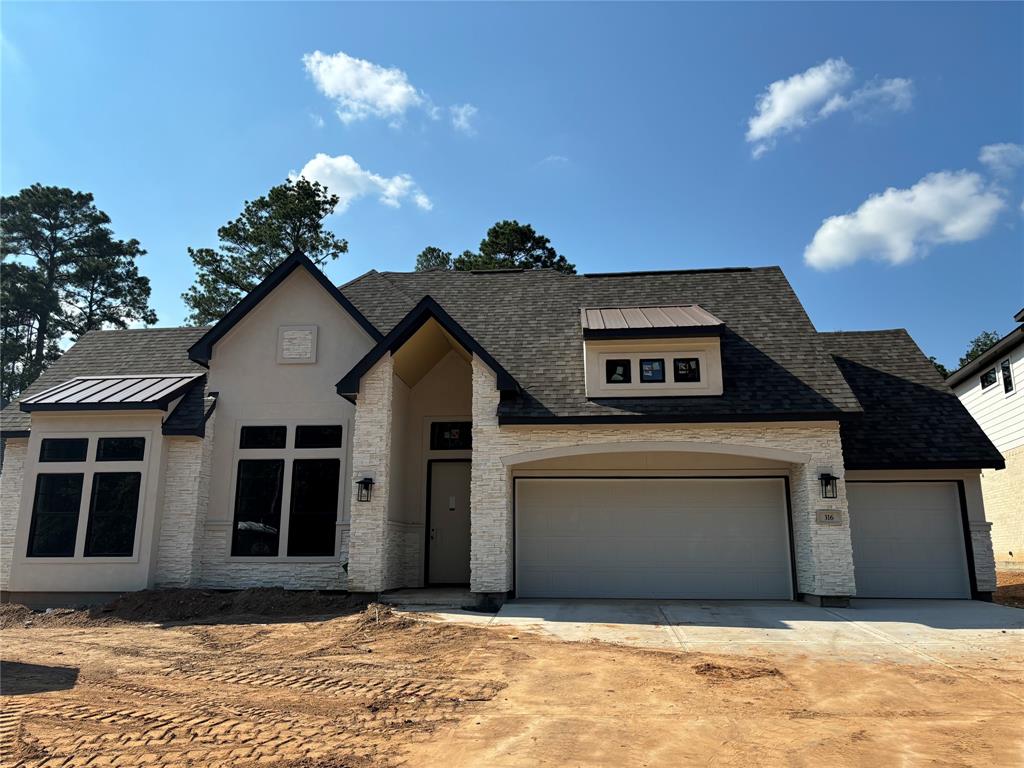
top-left (581, 305), bottom-right (725, 398)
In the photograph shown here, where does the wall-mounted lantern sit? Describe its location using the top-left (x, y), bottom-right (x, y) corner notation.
top-left (356, 477), bottom-right (375, 502)
top-left (819, 473), bottom-right (839, 499)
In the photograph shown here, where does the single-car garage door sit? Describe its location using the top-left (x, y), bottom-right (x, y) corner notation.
top-left (515, 478), bottom-right (792, 599)
top-left (848, 482), bottom-right (970, 598)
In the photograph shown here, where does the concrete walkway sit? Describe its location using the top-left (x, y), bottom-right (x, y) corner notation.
top-left (417, 598), bottom-right (1024, 664)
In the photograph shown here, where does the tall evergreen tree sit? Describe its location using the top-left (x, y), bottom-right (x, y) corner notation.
top-left (415, 220), bottom-right (575, 274)
top-left (183, 178), bottom-right (347, 324)
top-left (0, 184), bottom-right (157, 400)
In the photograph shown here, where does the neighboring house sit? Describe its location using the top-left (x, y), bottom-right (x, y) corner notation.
top-left (948, 309), bottom-right (1024, 571)
top-left (0, 253), bottom-right (1006, 606)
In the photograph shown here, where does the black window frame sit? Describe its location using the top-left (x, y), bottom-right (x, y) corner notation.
top-left (83, 471), bottom-right (142, 557)
top-left (39, 438), bottom-right (88, 463)
top-left (239, 425), bottom-right (287, 450)
top-left (429, 421), bottom-right (473, 451)
top-left (1001, 358), bottom-right (1014, 394)
top-left (980, 368), bottom-right (998, 389)
top-left (26, 473), bottom-right (84, 557)
top-left (286, 458), bottom-right (340, 557)
top-left (231, 459), bottom-right (285, 557)
top-left (294, 424), bottom-right (344, 449)
top-left (605, 359), bottom-right (632, 384)
top-left (672, 357), bottom-right (702, 383)
top-left (639, 358), bottom-right (666, 383)
top-left (95, 436), bottom-right (146, 462)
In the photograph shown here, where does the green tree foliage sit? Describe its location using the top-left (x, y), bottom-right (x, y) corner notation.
top-left (0, 184), bottom-right (157, 401)
top-left (929, 356), bottom-right (950, 379)
top-left (958, 331), bottom-right (1001, 369)
top-left (183, 178), bottom-right (348, 324)
top-left (415, 220), bottom-right (576, 274)
top-left (414, 246), bottom-right (453, 271)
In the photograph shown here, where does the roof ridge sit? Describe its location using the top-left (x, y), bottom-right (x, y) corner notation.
top-left (337, 269), bottom-right (380, 291)
top-left (82, 325), bottom-right (211, 334)
top-left (821, 328), bottom-right (908, 336)
top-left (583, 266), bottom-right (770, 278)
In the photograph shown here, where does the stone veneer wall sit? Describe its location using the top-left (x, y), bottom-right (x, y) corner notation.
top-left (347, 356), bottom-right (396, 592)
top-left (0, 439), bottom-right (28, 591)
top-left (969, 520), bottom-right (997, 592)
top-left (469, 356), bottom-right (857, 597)
top-left (154, 411), bottom-right (215, 587)
top-left (981, 445), bottom-right (1024, 569)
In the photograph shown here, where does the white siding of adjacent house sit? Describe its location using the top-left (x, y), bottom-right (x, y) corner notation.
top-left (953, 342), bottom-right (1024, 453)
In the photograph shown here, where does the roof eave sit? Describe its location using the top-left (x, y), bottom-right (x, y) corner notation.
top-left (188, 251), bottom-right (383, 366)
top-left (582, 325), bottom-right (724, 341)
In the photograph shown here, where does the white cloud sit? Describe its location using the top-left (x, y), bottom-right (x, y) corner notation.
top-left (538, 154), bottom-right (570, 167)
top-left (979, 143), bottom-right (1024, 178)
top-left (804, 170), bottom-right (1005, 270)
top-left (308, 112), bottom-right (325, 129)
top-left (302, 50), bottom-right (424, 124)
top-left (450, 103), bottom-right (478, 135)
top-left (746, 59), bottom-right (912, 157)
top-left (293, 153), bottom-right (432, 213)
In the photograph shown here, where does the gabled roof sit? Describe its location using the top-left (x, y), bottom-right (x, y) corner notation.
top-left (336, 295), bottom-right (520, 399)
top-left (188, 251), bottom-right (382, 366)
top-left (825, 330), bottom-right (1004, 470)
top-left (340, 266), bottom-right (862, 423)
top-left (20, 374), bottom-right (203, 412)
top-left (1, 327), bottom-right (210, 437)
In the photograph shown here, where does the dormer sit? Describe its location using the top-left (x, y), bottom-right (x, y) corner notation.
top-left (582, 305), bottom-right (725, 398)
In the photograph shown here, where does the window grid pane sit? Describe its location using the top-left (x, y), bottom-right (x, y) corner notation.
top-left (287, 459), bottom-right (340, 556)
top-left (295, 425), bottom-right (343, 449)
top-left (239, 426), bottom-right (287, 450)
top-left (39, 438), bottom-right (88, 463)
top-left (673, 357), bottom-right (701, 383)
top-left (84, 472), bottom-right (142, 557)
top-left (639, 358), bottom-right (666, 383)
top-left (231, 460), bottom-right (284, 556)
top-left (96, 437), bottom-right (146, 462)
top-left (605, 359), bottom-right (631, 384)
top-left (27, 474), bottom-right (84, 557)
top-left (429, 422), bottom-right (472, 451)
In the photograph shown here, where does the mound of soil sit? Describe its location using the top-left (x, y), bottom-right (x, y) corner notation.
top-left (995, 570), bottom-right (1024, 609)
top-left (1, 588), bottom-right (369, 628)
top-left (693, 661), bottom-right (782, 681)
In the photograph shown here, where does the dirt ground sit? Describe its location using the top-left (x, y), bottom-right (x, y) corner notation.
top-left (995, 569), bottom-right (1024, 609)
top-left (2, 591), bottom-right (1023, 768)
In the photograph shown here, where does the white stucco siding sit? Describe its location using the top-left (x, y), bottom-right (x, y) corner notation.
top-left (954, 342), bottom-right (1024, 453)
top-left (198, 267), bottom-right (376, 588)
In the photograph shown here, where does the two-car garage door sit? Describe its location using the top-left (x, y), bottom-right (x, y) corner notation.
top-left (515, 478), bottom-right (793, 599)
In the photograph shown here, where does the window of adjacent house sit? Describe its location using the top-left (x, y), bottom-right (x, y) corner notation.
top-left (639, 358), bottom-right (665, 383)
top-left (673, 357), bottom-right (701, 383)
top-left (295, 425), bottom-right (343, 449)
top-left (1002, 359), bottom-right (1014, 394)
top-left (429, 421), bottom-right (472, 450)
top-left (84, 472), bottom-right (141, 557)
top-left (287, 459), bottom-right (340, 556)
top-left (96, 437), bottom-right (146, 462)
top-left (980, 368), bottom-right (998, 389)
top-left (231, 460), bottom-right (285, 556)
top-left (39, 438), bottom-right (88, 463)
top-left (605, 359), bottom-right (631, 384)
top-left (27, 473), bottom-right (84, 557)
top-left (239, 425), bottom-right (287, 450)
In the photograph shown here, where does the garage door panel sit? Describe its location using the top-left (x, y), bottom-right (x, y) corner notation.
top-left (515, 478), bottom-right (791, 599)
top-left (848, 482), bottom-right (969, 599)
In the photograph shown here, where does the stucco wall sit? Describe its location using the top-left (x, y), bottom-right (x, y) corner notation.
top-left (469, 356), bottom-right (856, 597)
top-left (0, 438), bottom-right (28, 591)
top-left (981, 445), bottom-right (1024, 568)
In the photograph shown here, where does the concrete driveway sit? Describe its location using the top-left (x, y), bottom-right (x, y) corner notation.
top-left (473, 599), bottom-right (1024, 663)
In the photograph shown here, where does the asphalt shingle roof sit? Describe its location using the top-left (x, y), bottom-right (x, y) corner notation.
top-left (1, 327), bottom-right (209, 436)
top-left (824, 330), bottom-right (1004, 469)
top-left (341, 267), bottom-right (863, 421)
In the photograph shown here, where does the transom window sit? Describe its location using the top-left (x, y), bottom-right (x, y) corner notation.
top-left (429, 421), bottom-right (472, 450)
top-left (26, 434), bottom-right (147, 559)
top-left (589, 342), bottom-right (720, 398)
top-left (230, 424), bottom-right (345, 558)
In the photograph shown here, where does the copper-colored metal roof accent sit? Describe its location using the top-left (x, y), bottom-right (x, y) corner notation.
top-left (581, 305), bottom-right (724, 331)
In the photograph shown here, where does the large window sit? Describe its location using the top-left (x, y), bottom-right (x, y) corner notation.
top-left (84, 472), bottom-right (142, 556)
top-left (27, 474), bottom-right (84, 557)
top-left (288, 459), bottom-right (341, 556)
top-left (231, 460), bottom-right (285, 556)
top-left (230, 423), bottom-right (345, 558)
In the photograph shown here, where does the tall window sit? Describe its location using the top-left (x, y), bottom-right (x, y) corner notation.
top-left (1002, 358), bottom-right (1014, 394)
top-left (27, 474), bottom-right (84, 557)
top-left (231, 424), bottom-right (344, 558)
top-left (84, 472), bottom-right (142, 556)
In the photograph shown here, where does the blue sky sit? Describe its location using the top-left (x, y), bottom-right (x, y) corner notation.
top-left (3, 2), bottom-right (1022, 369)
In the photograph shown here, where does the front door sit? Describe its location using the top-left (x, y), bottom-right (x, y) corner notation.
top-left (427, 461), bottom-right (471, 584)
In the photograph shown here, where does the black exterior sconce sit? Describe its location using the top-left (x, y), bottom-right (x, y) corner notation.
top-left (356, 477), bottom-right (375, 502)
top-left (819, 473), bottom-right (839, 499)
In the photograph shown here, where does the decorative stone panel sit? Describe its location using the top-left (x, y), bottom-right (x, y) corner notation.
top-left (347, 356), bottom-right (395, 592)
top-left (469, 356), bottom-right (856, 597)
top-left (981, 445), bottom-right (1024, 569)
top-left (969, 520), bottom-right (997, 592)
top-left (0, 439), bottom-right (28, 591)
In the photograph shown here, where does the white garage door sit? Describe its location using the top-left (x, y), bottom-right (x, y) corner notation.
top-left (515, 478), bottom-right (792, 599)
top-left (848, 482), bottom-right (970, 598)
